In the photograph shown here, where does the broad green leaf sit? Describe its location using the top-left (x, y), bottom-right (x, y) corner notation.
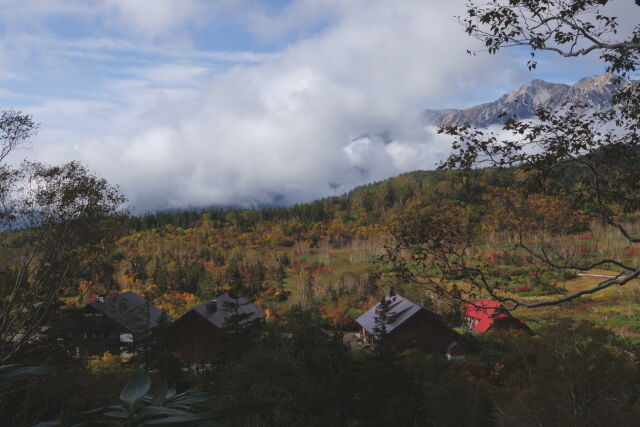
top-left (137, 406), bottom-right (193, 417)
top-left (149, 381), bottom-right (169, 406)
top-left (144, 401), bottom-right (278, 425)
top-left (165, 386), bottom-right (176, 400)
top-left (104, 411), bottom-right (128, 418)
top-left (0, 366), bottom-right (49, 389)
top-left (119, 367), bottom-right (151, 410)
top-left (132, 406), bottom-right (197, 426)
top-left (166, 391), bottom-right (211, 409)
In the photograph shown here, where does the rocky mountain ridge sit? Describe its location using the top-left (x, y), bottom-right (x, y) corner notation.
top-left (423, 73), bottom-right (630, 128)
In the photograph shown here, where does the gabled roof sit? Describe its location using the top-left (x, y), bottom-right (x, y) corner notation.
top-left (189, 292), bottom-right (265, 330)
top-left (356, 294), bottom-right (436, 336)
top-left (465, 299), bottom-right (512, 333)
top-left (89, 291), bottom-right (167, 334)
top-left (465, 299), bottom-right (507, 319)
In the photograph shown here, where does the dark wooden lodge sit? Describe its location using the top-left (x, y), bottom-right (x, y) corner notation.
top-left (356, 291), bottom-right (464, 360)
top-left (168, 292), bottom-right (265, 361)
top-left (74, 291), bottom-right (168, 357)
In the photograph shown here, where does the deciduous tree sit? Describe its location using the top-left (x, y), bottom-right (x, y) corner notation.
top-left (0, 110), bottom-right (125, 362)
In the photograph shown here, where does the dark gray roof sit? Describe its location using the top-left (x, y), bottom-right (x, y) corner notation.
top-left (89, 291), bottom-right (167, 334)
top-left (190, 292), bottom-right (265, 330)
top-left (355, 294), bottom-right (433, 335)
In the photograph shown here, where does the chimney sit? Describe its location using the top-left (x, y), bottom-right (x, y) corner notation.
top-left (205, 299), bottom-right (217, 313)
top-left (97, 293), bottom-right (107, 303)
top-left (388, 287), bottom-right (396, 298)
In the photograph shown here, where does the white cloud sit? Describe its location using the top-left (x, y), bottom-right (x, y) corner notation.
top-left (0, 0), bottom-right (216, 38)
top-left (22, 0), bottom-right (516, 211)
top-left (103, 0), bottom-right (207, 37)
top-left (243, 0), bottom-right (339, 43)
top-left (132, 63), bottom-right (211, 86)
top-left (197, 50), bottom-right (275, 63)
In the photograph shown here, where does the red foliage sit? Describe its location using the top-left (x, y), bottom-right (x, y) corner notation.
top-left (319, 304), bottom-right (349, 327)
top-left (514, 285), bottom-right (532, 293)
top-left (578, 244), bottom-right (597, 255)
top-left (621, 246), bottom-right (640, 257)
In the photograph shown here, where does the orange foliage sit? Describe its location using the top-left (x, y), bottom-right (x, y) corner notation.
top-left (155, 291), bottom-right (199, 319)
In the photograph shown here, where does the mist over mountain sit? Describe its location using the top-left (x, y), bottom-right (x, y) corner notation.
top-left (422, 73), bottom-right (629, 128)
top-left (137, 72), bottom-right (631, 213)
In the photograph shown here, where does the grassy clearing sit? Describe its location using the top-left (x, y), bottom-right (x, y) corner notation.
top-left (512, 271), bottom-right (640, 337)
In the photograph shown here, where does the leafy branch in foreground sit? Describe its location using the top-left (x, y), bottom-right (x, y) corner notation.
top-left (460, 0), bottom-right (640, 75)
top-left (391, 0), bottom-right (640, 310)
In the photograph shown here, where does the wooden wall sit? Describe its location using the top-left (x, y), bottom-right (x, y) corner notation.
top-left (387, 310), bottom-right (461, 355)
top-left (167, 311), bottom-right (221, 361)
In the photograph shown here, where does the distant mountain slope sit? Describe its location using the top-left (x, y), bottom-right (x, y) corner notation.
top-left (423, 73), bottom-right (628, 127)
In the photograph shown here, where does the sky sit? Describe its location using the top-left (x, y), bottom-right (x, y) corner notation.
top-left (0, 0), bottom-right (638, 213)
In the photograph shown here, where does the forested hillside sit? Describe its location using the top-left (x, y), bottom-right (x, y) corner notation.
top-left (69, 167), bottom-right (639, 340)
top-left (89, 169), bottom-right (526, 319)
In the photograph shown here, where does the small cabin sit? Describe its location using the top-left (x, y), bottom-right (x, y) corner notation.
top-left (168, 292), bottom-right (265, 361)
top-left (464, 299), bottom-right (530, 333)
top-left (355, 291), bottom-right (464, 360)
top-left (74, 291), bottom-right (168, 357)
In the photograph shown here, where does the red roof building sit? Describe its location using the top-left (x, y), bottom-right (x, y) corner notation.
top-left (464, 299), bottom-right (530, 333)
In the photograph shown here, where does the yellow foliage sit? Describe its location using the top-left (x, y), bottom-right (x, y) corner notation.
top-left (87, 351), bottom-right (125, 374)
